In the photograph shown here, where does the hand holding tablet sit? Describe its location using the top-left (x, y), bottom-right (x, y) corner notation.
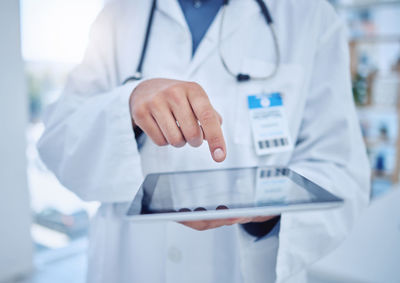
top-left (126, 167), bottom-right (343, 225)
top-left (180, 215), bottom-right (276, 231)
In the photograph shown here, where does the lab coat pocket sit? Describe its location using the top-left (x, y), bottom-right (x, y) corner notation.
top-left (233, 59), bottom-right (304, 146)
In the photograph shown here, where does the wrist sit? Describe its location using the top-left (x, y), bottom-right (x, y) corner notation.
top-left (241, 216), bottom-right (281, 239)
top-left (129, 81), bottom-right (144, 128)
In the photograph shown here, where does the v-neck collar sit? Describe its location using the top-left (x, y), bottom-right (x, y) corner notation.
top-left (157, 0), bottom-right (189, 31)
top-left (156, 0), bottom-right (261, 77)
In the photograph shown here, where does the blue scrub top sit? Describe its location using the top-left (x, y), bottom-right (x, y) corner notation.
top-left (177, 0), bottom-right (224, 55)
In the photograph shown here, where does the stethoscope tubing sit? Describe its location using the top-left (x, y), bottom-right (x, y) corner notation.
top-left (218, 0), bottom-right (280, 82)
top-left (123, 0), bottom-right (280, 84)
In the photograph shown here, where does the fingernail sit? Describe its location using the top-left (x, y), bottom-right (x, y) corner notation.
top-left (213, 148), bottom-right (225, 161)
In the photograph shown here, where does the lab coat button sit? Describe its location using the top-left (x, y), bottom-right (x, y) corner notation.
top-left (167, 246), bottom-right (182, 263)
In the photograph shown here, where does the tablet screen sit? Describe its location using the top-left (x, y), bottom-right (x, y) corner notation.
top-left (127, 167), bottom-right (342, 217)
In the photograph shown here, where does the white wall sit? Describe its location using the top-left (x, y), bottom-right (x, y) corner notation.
top-left (0, 0), bottom-right (33, 281)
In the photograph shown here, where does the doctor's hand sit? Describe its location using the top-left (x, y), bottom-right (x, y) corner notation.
top-left (130, 78), bottom-right (226, 162)
top-left (180, 216), bottom-right (276, 231)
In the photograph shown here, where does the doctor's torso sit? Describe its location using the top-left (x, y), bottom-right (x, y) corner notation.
top-left (110, 0), bottom-right (314, 175)
top-left (44, 1), bottom-right (366, 283)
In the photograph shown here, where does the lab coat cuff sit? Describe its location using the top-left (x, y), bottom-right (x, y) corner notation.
top-left (114, 80), bottom-right (142, 142)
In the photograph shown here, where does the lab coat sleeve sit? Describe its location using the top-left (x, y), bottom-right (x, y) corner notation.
top-left (37, 4), bottom-right (144, 202)
top-left (275, 4), bottom-right (371, 282)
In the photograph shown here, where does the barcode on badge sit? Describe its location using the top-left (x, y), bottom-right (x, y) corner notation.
top-left (258, 138), bottom-right (288, 150)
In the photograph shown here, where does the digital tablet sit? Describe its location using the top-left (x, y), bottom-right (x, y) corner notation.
top-left (126, 167), bottom-right (344, 222)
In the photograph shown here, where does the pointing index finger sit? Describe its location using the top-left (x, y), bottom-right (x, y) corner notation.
top-left (188, 88), bottom-right (226, 162)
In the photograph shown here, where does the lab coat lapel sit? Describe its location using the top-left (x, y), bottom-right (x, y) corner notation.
top-left (157, 0), bottom-right (188, 30)
top-left (187, 0), bottom-right (261, 76)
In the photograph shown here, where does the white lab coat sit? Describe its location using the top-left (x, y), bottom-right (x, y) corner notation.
top-left (38, 0), bottom-right (370, 282)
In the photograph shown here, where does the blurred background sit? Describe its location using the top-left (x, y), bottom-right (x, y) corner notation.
top-left (1, 0), bottom-right (399, 282)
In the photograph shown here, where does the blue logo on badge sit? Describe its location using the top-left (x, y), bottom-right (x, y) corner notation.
top-left (248, 92), bottom-right (282, 109)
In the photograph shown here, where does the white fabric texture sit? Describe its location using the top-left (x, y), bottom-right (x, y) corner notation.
top-left (38, 0), bottom-right (371, 282)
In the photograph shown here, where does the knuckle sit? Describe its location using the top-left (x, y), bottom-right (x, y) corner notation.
top-left (165, 84), bottom-right (182, 97)
top-left (165, 89), bottom-right (184, 105)
top-left (199, 109), bottom-right (216, 124)
top-left (154, 137), bottom-right (168, 147)
top-left (132, 106), bottom-right (146, 120)
top-left (148, 95), bottom-right (164, 110)
top-left (185, 128), bottom-right (201, 142)
top-left (208, 135), bottom-right (222, 145)
top-left (187, 82), bottom-right (207, 99)
top-left (169, 135), bottom-right (185, 147)
top-left (187, 81), bottom-right (201, 91)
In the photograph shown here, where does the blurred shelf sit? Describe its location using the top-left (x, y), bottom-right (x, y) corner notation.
top-left (356, 104), bottom-right (398, 111)
top-left (333, 0), bottom-right (400, 10)
top-left (350, 35), bottom-right (400, 43)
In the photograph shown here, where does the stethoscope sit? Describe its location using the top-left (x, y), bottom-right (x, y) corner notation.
top-left (123, 0), bottom-right (280, 84)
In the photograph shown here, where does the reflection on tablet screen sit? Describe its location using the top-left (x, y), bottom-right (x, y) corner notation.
top-left (131, 167), bottom-right (330, 216)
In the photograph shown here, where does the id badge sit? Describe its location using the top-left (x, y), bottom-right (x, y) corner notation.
top-left (247, 92), bottom-right (293, 156)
